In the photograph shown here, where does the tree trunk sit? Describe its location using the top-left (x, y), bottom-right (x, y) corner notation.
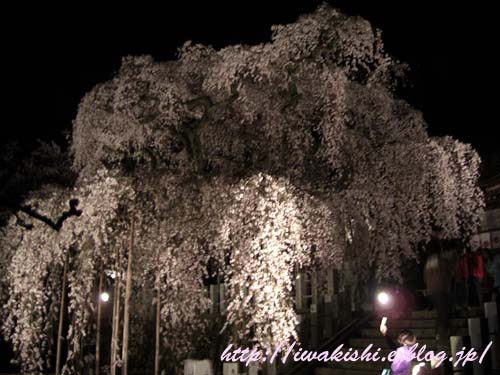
top-left (95, 268), bottom-right (104, 375)
top-left (110, 248), bottom-right (121, 375)
top-left (55, 251), bottom-right (69, 375)
top-left (122, 209), bottom-right (135, 375)
top-left (154, 279), bottom-right (161, 375)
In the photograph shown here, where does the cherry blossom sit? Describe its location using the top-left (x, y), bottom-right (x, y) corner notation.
top-left (0, 5), bottom-right (484, 372)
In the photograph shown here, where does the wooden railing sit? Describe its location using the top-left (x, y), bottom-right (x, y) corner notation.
top-left (294, 268), bottom-right (361, 350)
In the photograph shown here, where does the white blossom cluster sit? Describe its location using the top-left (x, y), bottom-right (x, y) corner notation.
top-left (0, 5), bottom-right (484, 373)
top-left (0, 171), bottom-right (134, 373)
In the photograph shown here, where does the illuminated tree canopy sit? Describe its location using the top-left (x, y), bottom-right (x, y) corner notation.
top-left (0, 5), bottom-right (483, 373)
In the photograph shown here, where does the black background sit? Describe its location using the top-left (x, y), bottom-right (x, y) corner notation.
top-left (6, 1), bottom-right (499, 156)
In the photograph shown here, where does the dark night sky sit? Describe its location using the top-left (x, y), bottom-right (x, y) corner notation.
top-left (9, 1), bottom-right (500, 157)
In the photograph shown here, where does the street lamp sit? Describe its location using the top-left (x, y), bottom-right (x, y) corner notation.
top-left (100, 291), bottom-right (110, 303)
top-left (377, 291), bottom-right (390, 305)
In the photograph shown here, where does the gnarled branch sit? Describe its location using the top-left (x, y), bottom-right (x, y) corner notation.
top-left (17, 199), bottom-right (82, 231)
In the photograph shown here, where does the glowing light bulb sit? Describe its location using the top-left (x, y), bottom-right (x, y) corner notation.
top-left (100, 292), bottom-right (110, 303)
top-left (377, 292), bottom-right (390, 305)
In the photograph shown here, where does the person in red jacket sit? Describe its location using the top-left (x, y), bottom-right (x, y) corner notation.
top-left (467, 248), bottom-right (484, 307)
top-left (454, 248), bottom-right (469, 310)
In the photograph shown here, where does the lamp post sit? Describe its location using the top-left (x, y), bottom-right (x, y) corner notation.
top-left (96, 269), bottom-right (110, 375)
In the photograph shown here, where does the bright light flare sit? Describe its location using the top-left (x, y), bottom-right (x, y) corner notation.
top-left (377, 291), bottom-right (390, 305)
top-left (100, 292), bottom-right (110, 303)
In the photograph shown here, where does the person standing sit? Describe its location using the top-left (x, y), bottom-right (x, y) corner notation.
top-left (467, 247), bottom-right (484, 307)
top-left (454, 248), bottom-right (469, 311)
top-left (380, 320), bottom-right (417, 375)
top-left (486, 250), bottom-right (500, 306)
top-left (423, 235), bottom-right (457, 347)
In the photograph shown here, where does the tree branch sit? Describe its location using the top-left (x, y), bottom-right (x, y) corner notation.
top-left (14, 212), bottom-right (33, 230)
top-left (17, 199), bottom-right (82, 231)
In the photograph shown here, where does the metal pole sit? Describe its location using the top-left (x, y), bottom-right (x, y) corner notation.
top-left (110, 248), bottom-right (121, 375)
top-left (95, 268), bottom-right (104, 375)
top-left (122, 208), bottom-right (135, 375)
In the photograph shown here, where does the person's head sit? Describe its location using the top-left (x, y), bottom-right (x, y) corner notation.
top-left (397, 330), bottom-right (416, 346)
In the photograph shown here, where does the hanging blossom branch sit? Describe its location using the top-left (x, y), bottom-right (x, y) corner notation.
top-left (0, 5), bottom-right (486, 371)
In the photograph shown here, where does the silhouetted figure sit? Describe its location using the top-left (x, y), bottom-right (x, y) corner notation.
top-left (380, 320), bottom-right (417, 375)
top-left (467, 248), bottom-right (484, 307)
top-left (423, 234), bottom-right (457, 347)
top-left (453, 248), bottom-right (469, 311)
top-left (486, 250), bottom-right (500, 306)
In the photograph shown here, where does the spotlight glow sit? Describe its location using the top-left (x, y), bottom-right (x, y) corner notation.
top-left (377, 292), bottom-right (390, 305)
top-left (100, 292), bottom-right (110, 303)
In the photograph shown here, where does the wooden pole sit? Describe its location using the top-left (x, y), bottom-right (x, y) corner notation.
top-left (122, 209), bottom-right (135, 375)
top-left (55, 251), bottom-right (69, 375)
top-left (154, 277), bottom-right (161, 375)
top-left (95, 267), bottom-right (104, 375)
top-left (110, 249), bottom-right (121, 375)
